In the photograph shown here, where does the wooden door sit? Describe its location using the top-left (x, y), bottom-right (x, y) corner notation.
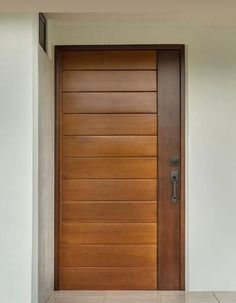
top-left (55, 47), bottom-right (184, 290)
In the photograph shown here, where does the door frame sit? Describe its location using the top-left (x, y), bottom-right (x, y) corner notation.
top-left (54, 44), bottom-right (185, 290)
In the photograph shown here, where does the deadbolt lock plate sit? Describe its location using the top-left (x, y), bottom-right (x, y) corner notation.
top-left (170, 155), bottom-right (179, 166)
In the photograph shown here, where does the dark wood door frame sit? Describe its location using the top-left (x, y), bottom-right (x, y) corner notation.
top-left (55, 44), bottom-right (185, 290)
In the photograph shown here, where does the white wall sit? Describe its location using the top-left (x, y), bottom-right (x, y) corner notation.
top-left (38, 46), bottom-right (54, 303)
top-left (1, 15), bottom-right (235, 300)
top-left (53, 23), bottom-right (236, 291)
top-left (0, 15), bottom-right (54, 303)
top-left (0, 14), bottom-right (38, 303)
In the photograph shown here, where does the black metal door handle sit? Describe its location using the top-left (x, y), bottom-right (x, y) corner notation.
top-left (171, 171), bottom-right (179, 203)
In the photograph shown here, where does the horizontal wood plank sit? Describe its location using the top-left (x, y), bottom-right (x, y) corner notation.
top-left (61, 202), bottom-right (157, 223)
top-left (61, 50), bottom-right (156, 70)
top-left (60, 245), bottom-right (157, 267)
top-left (61, 71), bottom-right (156, 92)
top-left (62, 136), bottom-right (157, 157)
top-left (62, 92), bottom-right (157, 113)
top-left (63, 114), bottom-right (157, 135)
top-left (58, 50), bottom-right (160, 290)
top-left (62, 158), bottom-right (157, 179)
top-left (62, 179), bottom-right (157, 201)
top-left (61, 223), bottom-right (157, 245)
top-left (60, 267), bottom-right (157, 289)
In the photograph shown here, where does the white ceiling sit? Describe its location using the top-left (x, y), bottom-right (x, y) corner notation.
top-left (1, 0), bottom-right (236, 25)
top-left (46, 12), bottom-right (236, 26)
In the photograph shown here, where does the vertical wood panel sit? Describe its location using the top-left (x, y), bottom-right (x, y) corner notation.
top-left (180, 48), bottom-right (185, 290)
top-left (157, 50), bottom-right (181, 290)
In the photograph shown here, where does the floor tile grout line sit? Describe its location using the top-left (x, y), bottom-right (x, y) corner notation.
top-left (103, 290), bottom-right (108, 303)
top-left (45, 292), bottom-right (54, 303)
top-left (159, 293), bottom-right (163, 303)
top-left (213, 292), bottom-right (221, 303)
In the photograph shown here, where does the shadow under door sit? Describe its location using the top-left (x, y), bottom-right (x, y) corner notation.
top-left (55, 46), bottom-right (185, 290)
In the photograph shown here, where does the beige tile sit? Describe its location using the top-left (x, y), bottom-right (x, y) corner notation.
top-left (214, 291), bottom-right (236, 303)
top-left (46, 296), bottom-right (54, 303)
top-left (160, 291), bottom-right (218, 303)
top-left (54, 298), bottom-right (104, 303)
top-left (159, 291), bottom-right (185, 295)
top-left (51, 291), bottom-right (105, 303)
top-left (54, 291), bottom-right (106, 297)
top-left (48, 291), bottom-right (236, 303)
top-left (106, 291), bottom-right (159, 297)
top-left (105, 290), bottom-right (161, 303)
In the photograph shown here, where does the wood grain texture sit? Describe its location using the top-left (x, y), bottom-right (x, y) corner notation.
top-left (62, 114), bottom-right (157, 135)
top-left (61, 50), bottom-right (156, 70)
top-left (55, 46), bottom-right (185, 291)
top-left (62, 179), bottom-right (157, 201)
top-left (60, 267), bottom-right (157, 290)
top-left (180, 48), bottom-right (185, 290)
top-left (158, 50), bottom-right (181, 290)
top-left (62, 158), bottom-right (157, 179)
top-left (62, 136), bottom-right (157, 157)
top-left (55, 45), bottom-right (61, 290)
top-left (61, 71), bottom-right (156, 92)
top-left (61, 202), bottom-right (157, 223)
top-left (61, 223), bottom-right (157, 245)
top-left (57, 48), bottom-right (159, 290)
top-left (60, 245), bottom-right (157, 267)
top-left (62, 92), bottom-right (157, 113)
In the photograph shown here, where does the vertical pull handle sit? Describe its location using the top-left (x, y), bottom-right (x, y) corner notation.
top-left (171, 171), bottom-right (179, 203)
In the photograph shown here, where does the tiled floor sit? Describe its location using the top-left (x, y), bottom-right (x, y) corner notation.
top-left (46, 291), bottom-right (236, 303)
